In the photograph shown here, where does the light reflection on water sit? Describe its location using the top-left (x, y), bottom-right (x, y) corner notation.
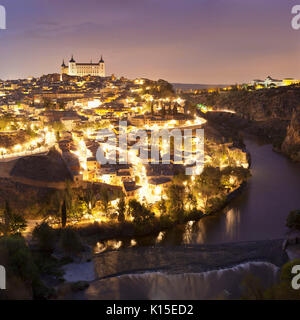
top-left (225, 208), bottom-right (241, 240)
top-left (94, 139), bottom-right (300, 252)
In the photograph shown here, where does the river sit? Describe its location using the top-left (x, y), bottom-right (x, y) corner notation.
top-left (95, 138), bottom-right (300, 251)
top-left (160, 138), bottom-right (300, 245)
top-left (86, 138), bottom-right (298, 300)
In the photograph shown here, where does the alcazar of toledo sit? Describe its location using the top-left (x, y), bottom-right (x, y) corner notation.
top-left (61, 55), bottom-right (106, 77)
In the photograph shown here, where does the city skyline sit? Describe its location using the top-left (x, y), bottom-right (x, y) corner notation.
top-left (0, 0), bottom-right (300, 83)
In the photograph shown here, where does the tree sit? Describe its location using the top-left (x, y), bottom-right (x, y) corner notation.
top-left (0, 236), bottom-right (47, 299)
top-left (0, 201), bottom-right (27, 235)
top-left (61, 181), bottom-right (74, 227)
top-left (242, 259), bottom-right (300, 300)
top-left (99, 188), bottom-right (111, 216)
top-left (83, 188), bottom-right (97, 213)
top-left (61, 200), bottom-right (67, 228)
top-left (69, 200), bottom-right (88, 221)
top-left (157, 79), bottom-right (175, 99)
top-left (156, 198), bottom-right (167, 216)
top-left (172, 173), bottom-right (190, 186)
top-left (117, 197), bottom-right (126, 223)
top-left (59, 228), bottom-right (83, 256)
top-left (286, 210), bottom-right (300, 230)
top-left (166, 184), bottom-right (185, 221)
top-left (186, 187), bottom-right (197, 212)
top-left (4, 200), bottom-right (11, 236)
top-left (128, 199), bottom-right (155, 226)
top-left (194, 167), bottom-right (222, 213)
top-left (9, 214), bottom-right (27, 235)
top-left (32, 222), bottom-right (56, 253)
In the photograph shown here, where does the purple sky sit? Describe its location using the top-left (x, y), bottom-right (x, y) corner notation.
top-left (0, 0), bottom-right (300, 84)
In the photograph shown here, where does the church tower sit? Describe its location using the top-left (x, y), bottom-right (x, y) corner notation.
top-left (61, 60), bottom-right (68, 74)
top-left (99, 55), bottom-right (105, 77)
top-left (60, 60), bottom-right (68, 81)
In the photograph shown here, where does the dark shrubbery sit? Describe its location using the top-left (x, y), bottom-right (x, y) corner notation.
top-left (242, 259), bottom-right (300, 300)
top-left (32, 222), bottom-right (56, 253)
top-left (0, 235), bottom-right (52, 300)
top-left (286, 210), bottom-right (300, 230)
top-left (59, 227), bottom-right (84, 256)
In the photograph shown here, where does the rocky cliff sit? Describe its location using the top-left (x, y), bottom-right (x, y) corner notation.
top-left (282, 109), bottom-right (300, 161)
top-left (187, 86), bottom-right (300, 161)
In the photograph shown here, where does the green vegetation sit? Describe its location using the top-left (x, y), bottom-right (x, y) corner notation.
top-left (286, 210), bottom-right (300, 230)
top-left (117, 197), bottom-right (126, 223)
top-left (59, 227), bottom-right (84, 256)
top-left (242, 259), bottom-right (300, 300)
top-left (74, 120), bottom-right (110, 131)
top-left (166, 184), bottom-right (186, 221)
top-left (142, 79), bottom-right (175, 100)
top-left (33, 221), bottom-right (84, 257)
top-left (128, 199), bottom-right (155, 227)
top-left (0, 235), bottom-right (53, 300)
top-left (0, 201), bottom-right (27, 236)
top-left (32, 222), bottom-right (56, 253)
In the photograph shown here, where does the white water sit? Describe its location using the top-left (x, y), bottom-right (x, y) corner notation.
top-left (85, 262), bottom-right (279, 300)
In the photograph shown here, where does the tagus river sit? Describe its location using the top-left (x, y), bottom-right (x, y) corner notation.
top-left (163, 138), bottom-right (300, 245)
top-left (83, 138), bottom-right (300, 300)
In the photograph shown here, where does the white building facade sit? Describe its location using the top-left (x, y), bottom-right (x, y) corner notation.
top-left (61, 55), bottom-right (105, 77)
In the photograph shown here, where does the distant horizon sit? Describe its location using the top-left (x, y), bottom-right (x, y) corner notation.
top-left (2, 73), bottom-right (298, 88)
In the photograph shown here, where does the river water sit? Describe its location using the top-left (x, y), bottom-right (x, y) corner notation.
top-left (95, 138), bottom-right (300, 251)
top-left (89, 138), bottom-right (298, 300)
top-left (161, 138), bottom-right (300, 245)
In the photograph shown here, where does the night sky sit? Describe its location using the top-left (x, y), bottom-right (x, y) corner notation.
top-left (0, 0), bottom-right (300, 84)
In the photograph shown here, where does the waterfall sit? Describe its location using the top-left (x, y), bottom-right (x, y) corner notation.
top-left (85, 261), bottom-right (279, 300)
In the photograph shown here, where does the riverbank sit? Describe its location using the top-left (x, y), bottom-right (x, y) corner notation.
top-left (69, 182), bottom-right (247, 247)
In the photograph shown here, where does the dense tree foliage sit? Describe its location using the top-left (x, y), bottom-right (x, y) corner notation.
top-left (33, 222), bottom-right (56, 253)
top-left (286, 210), bottom-right (300, 230)
top-left (0, 201), bottom-right (27, 236)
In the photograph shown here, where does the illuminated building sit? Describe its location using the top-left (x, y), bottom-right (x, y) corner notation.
top-left (251, 76), bottom-right (300, 88)
top-left (61, 55), bottom-right (106, 78)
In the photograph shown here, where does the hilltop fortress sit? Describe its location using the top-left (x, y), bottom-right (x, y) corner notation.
top-left (61, 55), bottom-right (105, 77)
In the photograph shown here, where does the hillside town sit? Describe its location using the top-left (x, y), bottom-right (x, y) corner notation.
top-left (0, 57), bottom-right (250, 228)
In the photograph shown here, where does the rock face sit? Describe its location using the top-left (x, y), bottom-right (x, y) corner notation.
top-left (190, 86), bottom-right (300, 159)
top-left (282, 109), bottom-right (300, 162)
top-left (10, 148), bottom-right (72, 182)
top-left (192, 86), bottom-right (300, 122)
